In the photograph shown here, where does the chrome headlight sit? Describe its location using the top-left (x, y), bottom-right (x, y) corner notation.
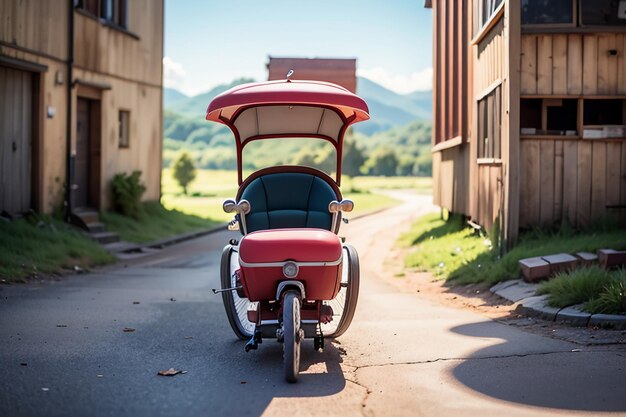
top-left (282, 262), bottom-right (299, 278)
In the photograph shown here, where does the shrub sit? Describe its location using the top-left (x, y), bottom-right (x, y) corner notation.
top-left (537, 266), bottom-right (612, 308)
top-left (584, 269), bottom-right (626, 315)
top-left (111, 171), bottom-right (146, 219)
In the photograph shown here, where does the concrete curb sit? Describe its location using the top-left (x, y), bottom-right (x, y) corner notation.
top-left (491, 279), bottom-right (626, 329)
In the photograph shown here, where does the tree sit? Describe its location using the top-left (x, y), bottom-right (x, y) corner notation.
top-left (363, 147), bottom-right (398, 176)
top-left (342, 138), bottom-right (366, 177)
top-left (172, 152), bottom-right (196, 195)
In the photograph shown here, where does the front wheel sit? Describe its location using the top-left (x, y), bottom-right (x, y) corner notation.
top-left (283, 290), bottom-right (302, 383)
top-left (220, 245), bottom-right (255, 340)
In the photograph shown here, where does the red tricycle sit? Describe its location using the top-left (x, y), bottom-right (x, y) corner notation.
top-left (206, 75), bottom-right (370, 382)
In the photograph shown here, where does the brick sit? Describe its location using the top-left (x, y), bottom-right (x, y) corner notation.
top-left (575, 252), bottom-right (598, 267)
top-left (597, 249), bottom-right (626, 269)
top-left (541, 253), bottom-right (579, 275)
top-left (518, 257), bottom-right (551, 282)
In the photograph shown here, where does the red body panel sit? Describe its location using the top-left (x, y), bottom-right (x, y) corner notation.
top-left (238, 229), bottom-right (343, 302)
top-left (239, 229), bottom-right (342, 263)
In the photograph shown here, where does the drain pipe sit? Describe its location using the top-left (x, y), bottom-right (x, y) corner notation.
top-left (64, 0), bottom-right (74, 222)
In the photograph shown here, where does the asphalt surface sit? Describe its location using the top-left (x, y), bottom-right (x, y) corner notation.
top-left (1, 192), bottom-right (625, 417)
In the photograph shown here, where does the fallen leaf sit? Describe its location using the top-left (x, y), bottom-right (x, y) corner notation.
top-left (240, 381), bottom-right (247, 384)
top-left (132, 301), bottom-right (140, 305)
top-left (123, 328), bottom-right (136, 333)
top-left (169, 298), bottom-right (176, 302)
top-left (56, 324), bottom-right (67, 328)
top-left (184, 336), bottom-right (193, 340)
top-left (20, 363), bottom-right (27, 366)
top-left (158, 368), bottom-right (186, 376)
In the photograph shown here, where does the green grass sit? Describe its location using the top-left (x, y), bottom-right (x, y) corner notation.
top-left (101, 202), bottom-right (219, 243)
top-left (537, 266), bottom-right (611, 308)
top-left (401, 213), bottom-right (626, 286)
top-left (0, 216), bottom-right (115, 282)
top-left (538, 267), bottom-right (626, 315)
top-left (160, 169), bottom-right (410, 222)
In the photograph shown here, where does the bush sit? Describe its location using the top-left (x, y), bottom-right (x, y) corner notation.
top-left (584, 269), bottom-right (626, 315)
top-left (111, 171), bottom-right (146, 219)
top-left (537, 266), bottom-right (612, 308)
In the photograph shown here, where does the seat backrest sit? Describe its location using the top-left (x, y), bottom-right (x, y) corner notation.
top-left (238, 169), bottom-right (341, 233)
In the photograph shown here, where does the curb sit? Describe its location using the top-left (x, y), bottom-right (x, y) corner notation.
top-left (491, 279), bottom-right (626, 330)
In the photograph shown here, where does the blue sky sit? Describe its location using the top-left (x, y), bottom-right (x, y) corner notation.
top-left (164, 0), bottom-right (433, 96)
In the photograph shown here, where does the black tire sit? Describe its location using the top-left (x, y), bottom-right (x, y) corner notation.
top-left (321, 244), bottom-right (360, 338)
top-left (283, 290), bottom-right (301, 383)
top-left (220, 245), bottom-right (255, 340)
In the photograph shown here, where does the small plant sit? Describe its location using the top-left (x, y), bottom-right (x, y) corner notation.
top-left (584, 269), bottom-right (626, 315)
top-left (537, 266), bottom-right (612, 308)
top-left (172, 152), bottom-right (196, 195)
top-left (111, 171), bottom-right (146, 219)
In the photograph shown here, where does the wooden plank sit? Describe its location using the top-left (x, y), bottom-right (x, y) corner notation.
top-left (606, 35), bottom-right (618, 95)
top-left (621, 142), bottom-right (626, 209)
top-left (567, 35), bottom-right (583, 95)
top-left (618, 35), bottom-right (626, 94)
top-left (537, 35), bottom-right (553, 95)
top-left (590, 141), bottom-right (607, 221)
top-left (577, 141), bottom-right (592, 228)
top-left (539, 140), bottom-right (555, 227)
top-left (583, 35), bottom-right (598, 95)
top-left (552, 35), bottom-right (568, 95)
top-left (605, 142), bottom-right (621, 222)
top-left (0, 67), bottom-right (7, 212)
top-left (553, 140), bottom-right (564, 222)
top-left (562, 140), bottom-right (578, 227)
top-left (597, 35), bottom-right (614, 94)
top-left (521, 35), bottom-right (537, 95)
top-left (520, 141), bottom-right (541, 227)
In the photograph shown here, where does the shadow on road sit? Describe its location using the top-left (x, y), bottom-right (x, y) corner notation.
top-left (450, 321), bottom-right (626, 412)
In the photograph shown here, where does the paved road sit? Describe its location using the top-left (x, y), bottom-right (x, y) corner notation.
top-left (1, 192), bottom-right (625, 417)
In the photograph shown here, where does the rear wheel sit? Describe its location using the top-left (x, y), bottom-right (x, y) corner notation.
top-left (220, 245), bottom-right (255, 340)
top-left (283, 290), bottom-right (302, 383)
top-left (321, 244), bottom-right (360, 338)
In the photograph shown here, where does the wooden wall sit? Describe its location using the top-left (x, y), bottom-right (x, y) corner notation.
top-left (476, 18), bottom-right (504, 94)
top-left (521, 33), bottom-right (626, 96)
top-left (74, 0), bottom-right (163, 87)
top-left (432, 145), bottom-right (469, 215)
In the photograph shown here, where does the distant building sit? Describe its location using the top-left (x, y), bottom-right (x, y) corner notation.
top-left (267, 57), bottom-right (357, 93)
top-left (426, 0), bottom-right (626, 247)
top-left (0, 0), bottom-right (163, 216)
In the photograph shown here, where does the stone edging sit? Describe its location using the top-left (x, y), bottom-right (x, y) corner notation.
top-left (490, 279), bottom-right (626, 330)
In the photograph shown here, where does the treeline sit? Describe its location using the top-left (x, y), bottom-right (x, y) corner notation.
top-left (163, 110), bottom-right (432, 176)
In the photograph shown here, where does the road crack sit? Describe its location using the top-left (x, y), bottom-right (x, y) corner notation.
top-left (351, 348), bottom-right (626, 371)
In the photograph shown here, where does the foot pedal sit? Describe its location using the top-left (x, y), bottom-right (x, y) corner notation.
top-left (245, 330), bottom-right (263, 352)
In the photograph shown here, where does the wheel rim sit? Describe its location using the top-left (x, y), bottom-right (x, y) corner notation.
top-left (321, 247), bottom-right (351, 336)
top-left (229, 251), bottom-right (256, 336)
top-left (283, 291), bottom-right (301, 383)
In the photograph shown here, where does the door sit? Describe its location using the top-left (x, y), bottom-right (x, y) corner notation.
top-left (74, 98), bottom-right (91, 209)
top-left (0, 66), bottom-right (33, 214)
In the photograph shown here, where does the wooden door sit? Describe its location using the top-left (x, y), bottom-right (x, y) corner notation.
top-left (74, 98), bottom-right (91, 209)
top-left (0, 66), bottom-right (33, 214)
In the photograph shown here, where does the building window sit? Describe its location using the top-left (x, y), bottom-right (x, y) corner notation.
top-left (119, 110), bottom-right (130, 148)
top-left (477, 86), bottom-right (501, 159)
top-left (482, 0), bottom-right (504, 26)
top-left (522, 0), bottom-right (626, 27)
top-left (75, 0), bottom-right (128, 29)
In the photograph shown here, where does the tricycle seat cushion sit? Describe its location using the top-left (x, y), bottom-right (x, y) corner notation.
top-left (239, 229), bottom-right (342, 264)
top-left (239, 171), bottom-right (339, 233)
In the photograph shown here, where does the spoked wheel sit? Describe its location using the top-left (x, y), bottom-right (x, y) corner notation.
top-left (321, 244), bottom-right (360, 338)
top-left (220, 245), bottom-right (255, 340)
top-left (283, 290), bottom-right (302, 383)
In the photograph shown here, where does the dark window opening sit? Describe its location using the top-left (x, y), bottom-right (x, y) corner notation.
top-left (76, 0), bottom-right (128, 29)
top-left (580, 0), bottom-right (626, 27)
top-left (119, 110), bottom-right (130, 148)
top-left (522, 0), bottom-right (574, 25)
top-left (520, 98), bottom-right (578, 136)
top-left (522, 0), bottom-right (626, 27)
top-left (478, 86), bottom-right (502, 159)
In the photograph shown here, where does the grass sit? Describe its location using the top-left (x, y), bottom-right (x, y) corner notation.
top-left (401, 213), bottom-right (626, 286)
top-left (538, 267), bottom-right (626, 315)
top-left (101, 202), bottom-right (219, 243)
top-left (0, 216), bottom-right (115, 282)
top-left (160, 169), bottom-right (414, 222)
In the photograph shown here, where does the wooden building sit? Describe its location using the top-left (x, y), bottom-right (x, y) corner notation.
top-left (267, 57), bottom-right (357, 93)
top-left (427, 0), bottom-right (626, 248)
top-left (0, 0), bottom-right (163, 216)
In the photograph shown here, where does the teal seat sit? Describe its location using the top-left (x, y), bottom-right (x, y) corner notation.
top-left (239, 171), bottom-right (340, 233)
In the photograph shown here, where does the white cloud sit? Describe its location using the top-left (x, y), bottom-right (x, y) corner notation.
top-left (163, 56), bottom-right (188, 93)
top-left (357, 67), bottom-right (433, 94)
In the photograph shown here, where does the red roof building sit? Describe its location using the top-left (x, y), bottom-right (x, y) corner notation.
top-left (267, 57), bottom-right (357, 93)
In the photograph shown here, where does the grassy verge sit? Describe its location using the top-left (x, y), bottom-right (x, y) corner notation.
top-left (101, 202), bottom-right (219, 243)
top-left (537, 267), bottom-right (626, 314)
top-left (161, 169), bottom-right (410, 221)
top-left (400, 213), bottom-right (626, 286)
top-left (0, 216), bottom-right (115, 282)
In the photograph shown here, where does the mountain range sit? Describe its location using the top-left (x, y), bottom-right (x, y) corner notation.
top-left (164, 76), bottom-right (432, 135)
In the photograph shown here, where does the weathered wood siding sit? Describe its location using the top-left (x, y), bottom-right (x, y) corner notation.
top-left (521, 34), bottom-right (626, 96)
top-left (520, 139), bottom-right (626, 229)
top-left (519, 33), bottom-right (626, 228)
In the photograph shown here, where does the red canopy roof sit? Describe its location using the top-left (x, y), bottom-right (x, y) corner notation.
top-left (206, 79), bottom-right (370, 124)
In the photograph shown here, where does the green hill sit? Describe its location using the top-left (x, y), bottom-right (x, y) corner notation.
top-left (167, 77), bottom-right (255, 117)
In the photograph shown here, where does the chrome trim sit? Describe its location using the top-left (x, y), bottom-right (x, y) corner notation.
top-left (301, 320), bottom-right (319, 324)
top-left (260, 319), bottom-right (279, 325)
top-left (239, 255), bottom-right (343, 268)
top-left (276, 280), bottom-right (306, 300)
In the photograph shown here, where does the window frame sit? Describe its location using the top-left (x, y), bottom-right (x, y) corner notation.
top-left (521, 0), bottom-right (626, 30)
top-left (477, 84), bottom-right (502, 160)
top-left (118, 109), bottom-right (130, 149)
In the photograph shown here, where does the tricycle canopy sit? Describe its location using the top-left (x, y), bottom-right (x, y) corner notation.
top-left (206, 79), bottom-right (370, 185)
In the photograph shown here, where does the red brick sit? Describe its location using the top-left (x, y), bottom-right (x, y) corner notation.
top-left (597, 249), bottom-right (626, 269)
top-left (519, 257), bottom-right (551, 282)
top-left (541, 253), bottom-right (579, 275)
